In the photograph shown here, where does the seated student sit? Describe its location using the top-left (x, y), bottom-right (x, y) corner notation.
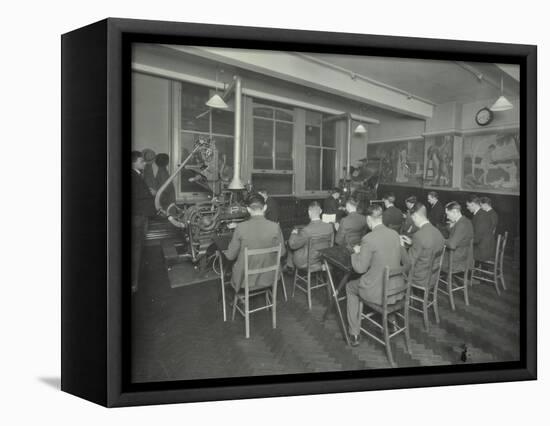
top-left (427, 191), bottom-right (446, 229)
top-left (335, 197), bottom-right (367, 249)
top-left (382, 192), bottom-right (404, 232)
top-left (400, 202), bottom-right (445, 288)
top-left (466, 195), bottom-right (495, 262)
top-left (258, 188), bottom-right (279, 223)
top-left (285, 201), bottom-right (334, 271)
top-left (224, 194), bottom-right (286, 291)
top-left (401, 195), bottom-right (418, 236)
top-left (442, 201), bottom-right (474, 272)
top-left (346, 204), bottom-right (410, 346)
top-left (480, 196), bottom-right (498, 235)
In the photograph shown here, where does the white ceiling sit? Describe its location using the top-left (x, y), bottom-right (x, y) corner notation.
top-left (312, 53), bottom-right (520, 104)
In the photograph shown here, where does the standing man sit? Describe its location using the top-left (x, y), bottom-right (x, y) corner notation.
top-left (224, 194), bottom-right (286, 291)
top-left (443, 201), bottom-right (474, 272)
top-left (382, 192), bottom-right (404, 232)
top-left (346, 205), bottom-right (410, 346)
top-left (335, 197), bottom-right (367, 249)
top-left (480, 196), bottom-right (499, 235)
top-left (400, 203), bottom-right (445, 289)
top-left (466, 195), bottom-right (495, 262)
top-left (427, 191), bottom-right (446, 229)
top-left (258, 188), bottom-right (279, 223)
top-left (323, 188), bottom-right (344, 221)
top-left (131, 151), bottom-right (157, 293)
top-left (401, 195), bottom-right (418, 236)
top-left (285, 201), bottom-right (334, 271)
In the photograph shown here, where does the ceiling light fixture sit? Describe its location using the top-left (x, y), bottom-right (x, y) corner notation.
top-left (354, 124), bottom-right (367, 134)
top-left (206, 68), bottom-right (228, 109)
top-left (490, 76), bottom-right (513, 112)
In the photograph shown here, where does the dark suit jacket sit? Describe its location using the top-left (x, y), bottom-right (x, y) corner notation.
top-left (131, 170), bottom-right (156, 217)
top-left (428, 201), bottom-right (445, 227)
top-left (401, 212), bottom-right (418, 236)
top-left (288, 219), bottom-right (334, 269)
top-left (264, 197), bottom-right (280, 223)
top-left (382, 205), bottom-right (404, 232)
top-left (225, 216), bottom-right (286, 291)
top-left (407, 222), bottom-right (445, 288)
top-left (444, 215), bottom-right (474, 272)
top-left (335, 211), bottom-right (366, 248)
top-left (351, 224), bottom-right (410, 305)
top-left (323, 196), bottom-right (340, 216)
top-left (472, 209), bottom-right (495, 261)
top-left (486, 208), bottom-right (499, 235)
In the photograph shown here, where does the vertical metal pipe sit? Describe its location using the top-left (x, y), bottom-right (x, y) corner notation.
top-left (346, 114), bottom-right (352, 180)
top-left (228, 75), bottom-right (244, 189)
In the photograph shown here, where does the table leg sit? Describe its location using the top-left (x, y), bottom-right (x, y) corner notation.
top-left (324, 260), bottom-right (351, 346)
top-left (219, 250), bottom-right (227, 322)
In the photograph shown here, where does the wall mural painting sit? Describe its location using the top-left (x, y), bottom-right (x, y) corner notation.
top-left (366, 140), bottom-right (425, 187)
top-left (424, 135), bottom-right (454, 188)
top-left (463, 131), bottom-right (519, 193)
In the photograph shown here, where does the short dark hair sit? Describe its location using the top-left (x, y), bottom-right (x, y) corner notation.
top-left (346, 197), bottom-right (359, 207)
top-left (309, 201), bottom-right (321, 210)
top-left (466, 194), bottom-right (481, 205)
top-left (131, 150), bottom-right (143, 163)
top-left (405, 195), bottom-right (417, 204)
top-left (445, 201), bottom-right (462, 212)
top-left (480, 196), bottom-right (492, 206)
top-left (332, 188), bottom-right (341, 194)
top-left (246, 193), bottom-right (265, 210)
top-left (257, 188), bottom-right (267, 194)
top-left (428, 191), bottom-right (439, 200)
top-left (383, 192), bottom-right (396, 203)
top-left (365, 204), bottom-right (383, 219)
top-left (410, 202), bottom-right (427, 217)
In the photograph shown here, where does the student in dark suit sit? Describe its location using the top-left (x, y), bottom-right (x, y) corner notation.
top-left (382, 192), bottom-right (404, 232)
top-left (131, 151), bottom-right (157, 293)
top-left (400, 202), bottom-right (445, 288)
top-left (258, 188), bottom-right (279, 223)
top-left (480, 196), bottom-right (499, 235)
top-left (335, 197), bottom-right (367, 249)
top-left (323, 188), bottom-right (343, 217)
top-left (466, 195), bottom-right (495, 262)
top-left (346, 204), bottom-right (410, 346)
top-left (286, 201), bottom-right (334, 270)
top-left (427, 191), bottom-right (446, 229)
top-left (442, 201), bottom-right (474, 272)
top-left (401, 195), bottom-right (418, 236)
top-left (224, 194), bottom-right (286, 291)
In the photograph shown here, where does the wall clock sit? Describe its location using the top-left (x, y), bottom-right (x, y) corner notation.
top-left (475, 107), bottom-right (494, 126)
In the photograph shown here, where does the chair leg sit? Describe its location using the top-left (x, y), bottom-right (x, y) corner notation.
top-left (307, 271), bottom-right (312, 310)
top-left (231, 294), bottom-right (238, 321)
top-left (463, 272), bottom-right (470, 306)
top-left (272, 290), bottom-right (277, 329)
top-left (245, 295), bottom-right (250, 339)
top-left (292, 268), bottom-right (298, 298)
top-left (433, 286), bottom-right (440, 324)
top-left (422, 289), bottom-right (430, 331)
top-left (447, 273), bottom-right (456, 311)
top-left (500, 272), bottom-right (507, 291)
top-left (383, 315), bottom-right (395, 367)
top-left (404, 306), bottom-right (412, 354)
top-left (280, 273), bottom-right (288, 302)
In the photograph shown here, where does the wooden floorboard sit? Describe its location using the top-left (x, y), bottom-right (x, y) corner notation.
top-left (131, 246), bottom-right (521, 383)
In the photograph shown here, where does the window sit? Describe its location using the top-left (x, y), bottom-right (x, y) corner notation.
top-left (180, 82), bottom-right (234, 192)
top-left (305, 111), bottom-right (337, 191)
top-left (252, 103), bottom-right (294, 171)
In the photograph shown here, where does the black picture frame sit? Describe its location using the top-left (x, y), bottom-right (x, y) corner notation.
top-left (61, 17), bottom-right (537, 407)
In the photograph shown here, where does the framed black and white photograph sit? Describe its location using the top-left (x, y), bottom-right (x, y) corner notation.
top-left (61, 17), bottom-right (536, 407)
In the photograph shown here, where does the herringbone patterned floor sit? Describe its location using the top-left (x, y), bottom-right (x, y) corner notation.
top-left (131, 246), bottom-right (520, 382)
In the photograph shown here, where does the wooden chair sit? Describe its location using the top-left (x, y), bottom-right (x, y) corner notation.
top-left (343, 227), bottom-right (364, 251)
top-left (230, 245), bottom-right (282, 338)
top-left (409, 246), bottom-right (446, 330)
top-left (438, 240), bottom-right (473, 311)
top-left (293, 233), bottom-right (334, 310)
top-left (470, 231), bottom-right (508, 294)
top-left (358, 266), bottom-right (412, 368)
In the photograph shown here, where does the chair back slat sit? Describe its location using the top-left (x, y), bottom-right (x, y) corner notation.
top-left (383, 265), bottom-right (410, 300)
top-left (494, 234), bottom-right (502, 264)
top-left (307, 233), bottom-right (334, 266)
top-left (344, 228), bottom-right (364, 249)
top-left (427, 245), bottom-right (446, 288)
top-left (243, 245), bottom-right (282, 293)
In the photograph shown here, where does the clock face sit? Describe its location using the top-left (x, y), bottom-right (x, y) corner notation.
top-left (476, 107), bottom-right (493, 126)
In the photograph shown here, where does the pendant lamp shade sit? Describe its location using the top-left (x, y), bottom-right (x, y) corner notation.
top-left (206, 93), bottom-right (228, 109)
top-left (490, 76), bottom-right (513, 112)
top-left (354, 123), bottom-right (367, 134)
